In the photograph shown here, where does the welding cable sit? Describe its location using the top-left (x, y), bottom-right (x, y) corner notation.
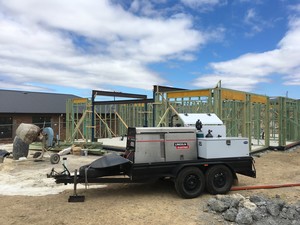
top-left (230, 183), bottom-right (300, 191)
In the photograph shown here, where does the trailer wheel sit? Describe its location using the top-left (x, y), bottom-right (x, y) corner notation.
top-left (175, 167), bottom-right (205, 199)
top-left (205, 165), bottom-right (233, 195)
top-left (50, 153), bottom-right (60, 164)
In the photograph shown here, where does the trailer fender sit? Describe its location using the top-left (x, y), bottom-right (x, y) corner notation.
top-left (172, 164), bottom-right (191, 177)
top-left (172, 163), bottom-right (237, 180)
top-left (172, 163), bottom-right (205, 178)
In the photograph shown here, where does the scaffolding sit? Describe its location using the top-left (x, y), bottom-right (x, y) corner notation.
top-left (66, 86), bottom-right (300, 151)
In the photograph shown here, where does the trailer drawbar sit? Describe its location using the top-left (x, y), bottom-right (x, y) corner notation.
top-left (48, 113), bottom-right (256, 201)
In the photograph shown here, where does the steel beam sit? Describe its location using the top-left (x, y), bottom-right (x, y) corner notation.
top-left (92, 90), bottom-right (147, 99)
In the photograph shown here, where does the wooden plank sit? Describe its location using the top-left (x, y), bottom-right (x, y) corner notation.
top-left (222, 89), bottom-right (246, 101)
top-left (221, 89), bottom-right (267, 104)
top-left (72, 98), bottom-right (88, 104)
top-left (251, 95), bottom-right (268, 104)
top-left (167, 89), bottom-right (210, 99)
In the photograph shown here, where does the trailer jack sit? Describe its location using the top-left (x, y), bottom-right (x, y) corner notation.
top-left (47, 161), bottom-right (85, 202)
top-left (68, 169), bottom-right (85, 202)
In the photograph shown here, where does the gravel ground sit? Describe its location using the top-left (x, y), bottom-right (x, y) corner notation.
top-left (0, 145), bottom-right (299, 225)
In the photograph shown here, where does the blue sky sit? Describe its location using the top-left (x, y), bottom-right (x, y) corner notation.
top-left (0, 0), bottom-right (300, 99)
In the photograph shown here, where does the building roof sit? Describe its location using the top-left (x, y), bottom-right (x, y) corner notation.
top-left (0, 89), bottom-right (79, 114)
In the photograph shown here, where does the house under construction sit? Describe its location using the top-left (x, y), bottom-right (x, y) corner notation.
top-left (66, 85), bottom-right (300, 152)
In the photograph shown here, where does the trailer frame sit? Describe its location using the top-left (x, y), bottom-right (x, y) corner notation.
top-left (49, 155), bottom-right (255, 200)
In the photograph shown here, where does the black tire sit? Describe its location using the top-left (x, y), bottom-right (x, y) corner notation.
top-left (205, 165), bottom-right (233, 195)
top-left (175, 167), bottom-right (205, 199)
top-left (50, 153), bottom-right (60, 164)
top-left (12, 136), bottom-right (29, 160)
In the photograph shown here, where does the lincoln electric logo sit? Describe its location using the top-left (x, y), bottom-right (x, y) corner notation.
top-left (174, 142), bottom-right (189, 150)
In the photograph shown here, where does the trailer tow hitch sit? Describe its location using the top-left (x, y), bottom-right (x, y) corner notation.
top-left (47, 160), bottom-right (85, 202)
top-left (47, 161), bottom-right (71, 178)
top-left (47, 167), bottom-right (85, 202)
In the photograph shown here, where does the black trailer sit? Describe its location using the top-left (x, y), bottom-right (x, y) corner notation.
top-left (51, 153), bottom-right (255, 199)
top-left (49, 126), bottom-right (256, 201)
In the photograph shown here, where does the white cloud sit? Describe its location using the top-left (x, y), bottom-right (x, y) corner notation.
top-left (0, 0), bottom-right (215, 92)
top-left (239, 0), bottom-right (262, 4)
top-left (129, 0), bottom-right (160, 17)
top-left (194, 9), bottom-right (300, 91)
top-left (244, 8), bottom-right (256, 23)
top-left (243, 8), bottom-right (266, 36)
top-left (290, 4), bottom-right (300, 13)
top-left (181, 0), bottom-right (227, 11)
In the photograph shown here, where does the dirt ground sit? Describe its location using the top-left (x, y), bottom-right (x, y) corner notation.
top-left (0, 146), bottom-right (300, 225)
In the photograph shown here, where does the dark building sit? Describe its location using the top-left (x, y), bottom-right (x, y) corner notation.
top-left (0, 89), bottom-right (79, 143)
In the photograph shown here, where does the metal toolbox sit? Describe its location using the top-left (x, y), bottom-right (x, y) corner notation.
top-left (197, 137), bottom-right (249, 159)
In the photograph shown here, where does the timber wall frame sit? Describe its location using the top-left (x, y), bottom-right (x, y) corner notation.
top-left (158, 87), bottom-right (270, 150)
top-left (269, 97), bottom-right (300, 147)
top-left (66, 86), bottom-right (300, 151)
